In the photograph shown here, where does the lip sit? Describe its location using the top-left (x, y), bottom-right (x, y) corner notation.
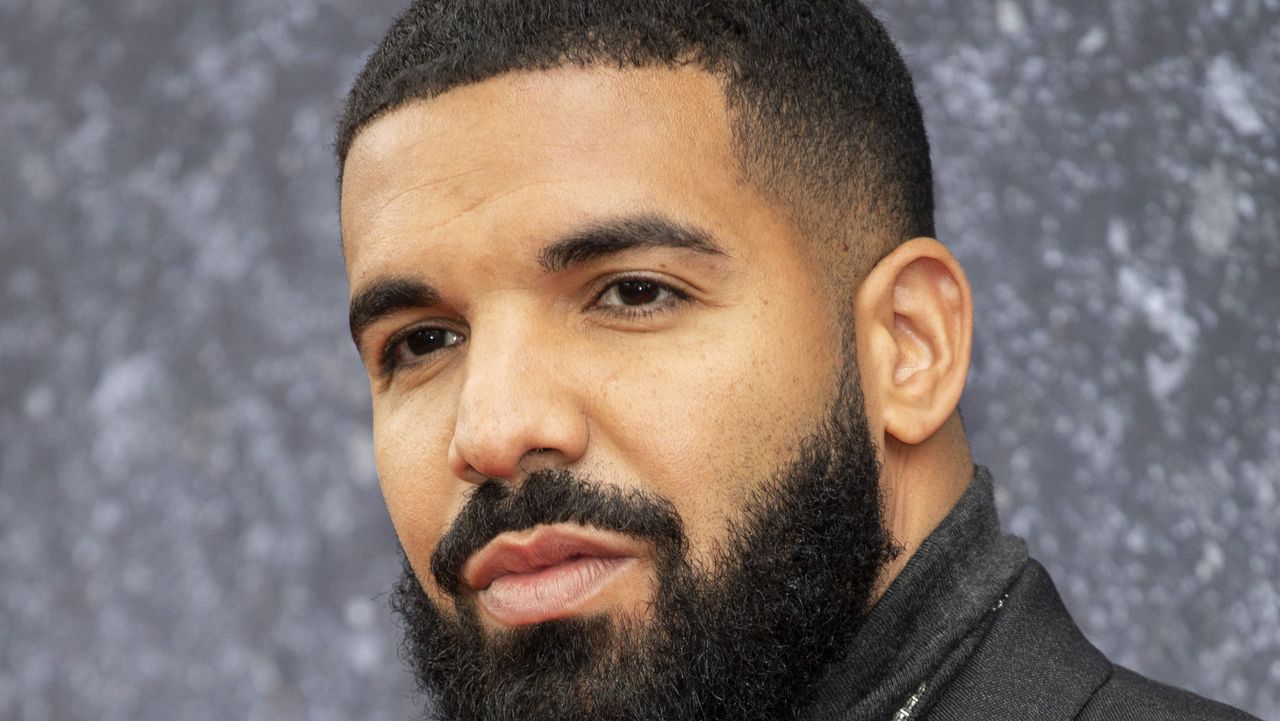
top-left (461, 524), bottom-right (645, 625)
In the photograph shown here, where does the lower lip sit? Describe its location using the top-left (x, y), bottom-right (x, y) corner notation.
top-left (478, 556), bottom-right (639, 626)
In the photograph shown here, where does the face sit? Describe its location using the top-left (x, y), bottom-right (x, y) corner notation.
top-left (341, 66), bottom-right (892, 717)
top-left (343, 65), bottom-right (849, 612)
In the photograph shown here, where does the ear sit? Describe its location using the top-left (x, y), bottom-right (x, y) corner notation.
top-left (853, 238), bottom-right (973, 446)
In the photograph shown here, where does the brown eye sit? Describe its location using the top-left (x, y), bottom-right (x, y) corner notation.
top-left (597, 278), bottom-right (676, 309)
top-left (616, 280), bottom-right (660, 305)
top-left (394, 327), bottom-right (461, 364)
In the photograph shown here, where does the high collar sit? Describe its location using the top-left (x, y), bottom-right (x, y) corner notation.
top-left (800, 465), bottom-right (1029, 721)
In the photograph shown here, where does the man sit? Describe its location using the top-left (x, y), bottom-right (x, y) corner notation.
top-left (334, 2), bottom-right (1260, 720)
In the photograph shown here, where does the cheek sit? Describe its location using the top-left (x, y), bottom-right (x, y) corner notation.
top-left (586, 302), bottom-right (839, 560)
top-left (371, 397), bottom-right (464, 592)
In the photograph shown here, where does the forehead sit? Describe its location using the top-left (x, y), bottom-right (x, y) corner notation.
top-left (339, 65), bottom-right (796, 281)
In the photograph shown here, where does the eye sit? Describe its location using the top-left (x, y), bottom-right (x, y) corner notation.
top-left (595, 278), bottom-right (681, 310)
top-left (384, 326), bottom-right (464, 373)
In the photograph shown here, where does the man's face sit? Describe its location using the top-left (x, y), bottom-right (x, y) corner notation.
top-left (343, 65), bottom-right (851, 614)
top-left (341, 66), bottom-right (893, 718)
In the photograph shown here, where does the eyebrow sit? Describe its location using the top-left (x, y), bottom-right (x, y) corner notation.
top-left (349, 277), bottom-right (441, 348)
top-left (348, 212), bottom-right (727, 348)
top-left (538, 213), bottom-right (727, 273)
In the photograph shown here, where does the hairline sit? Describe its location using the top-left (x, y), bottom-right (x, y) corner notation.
top-left (339, 58), bottom-right (903, 282)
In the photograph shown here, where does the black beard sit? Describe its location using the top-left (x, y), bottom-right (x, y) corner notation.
top-left (389, 367), bottom-right (899, 721)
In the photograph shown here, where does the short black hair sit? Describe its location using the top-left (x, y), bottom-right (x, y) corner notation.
top-left (337, 0), bottom-right (933, 263)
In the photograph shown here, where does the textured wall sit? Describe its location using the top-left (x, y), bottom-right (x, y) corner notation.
top-left (0, 1), bottom-right (1276, 719)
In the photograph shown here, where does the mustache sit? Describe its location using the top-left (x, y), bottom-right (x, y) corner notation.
top-left (430, 470), bottom-right (687, 596)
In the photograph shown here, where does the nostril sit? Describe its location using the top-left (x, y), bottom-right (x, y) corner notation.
top-left (518, 447), bottom-right (565, 476)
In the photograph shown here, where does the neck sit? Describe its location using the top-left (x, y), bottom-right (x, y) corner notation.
top-left (873, 413), bottom-right (973, 601)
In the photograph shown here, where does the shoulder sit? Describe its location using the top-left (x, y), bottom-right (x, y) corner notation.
top-left (925, 559), bottom-right (1261, 721)
top-left (1077, 666), bottom-right (1261, 721)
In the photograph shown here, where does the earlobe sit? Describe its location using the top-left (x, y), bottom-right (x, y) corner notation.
top-left (854, 238), bottom-right (973, 446)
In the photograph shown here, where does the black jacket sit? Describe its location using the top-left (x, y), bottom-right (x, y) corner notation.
top-left (799, 467), bottom-right (1261, 721)
top-left (924, 560), bottom-right (1260, 721)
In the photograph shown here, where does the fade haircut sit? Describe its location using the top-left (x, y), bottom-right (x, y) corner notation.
top-left (337, 0), bottom-right (934, 274)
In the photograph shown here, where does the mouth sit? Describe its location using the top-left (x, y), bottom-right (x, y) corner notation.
top-left (461, 524), bottom-right (645, 626)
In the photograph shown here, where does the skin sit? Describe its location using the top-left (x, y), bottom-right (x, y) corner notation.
top-left (341, 65), bottom-right (976, 629)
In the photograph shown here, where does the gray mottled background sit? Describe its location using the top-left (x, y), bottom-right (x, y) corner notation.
top-left (1, 1), bottom-right (1277, 719)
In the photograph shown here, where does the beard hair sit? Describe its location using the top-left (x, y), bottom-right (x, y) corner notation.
top-left (388, 358), bottom-right (899, 721)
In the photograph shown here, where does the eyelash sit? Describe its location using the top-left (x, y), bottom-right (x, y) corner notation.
top-left (379, 324), bottom-right (463, 377)
top-left (591, 273), bottom-right (689, 319)
top-left (378, 275), bottom-right (688, 376)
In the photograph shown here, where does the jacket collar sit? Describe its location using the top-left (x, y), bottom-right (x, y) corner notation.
top-left (922, 560), bottom-right (1112, 720)
top-left (800, 465), bottom-right (1030, 721)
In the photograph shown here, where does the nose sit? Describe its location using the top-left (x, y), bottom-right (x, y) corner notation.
top-left (447, 314), bottom-right (588, 484)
